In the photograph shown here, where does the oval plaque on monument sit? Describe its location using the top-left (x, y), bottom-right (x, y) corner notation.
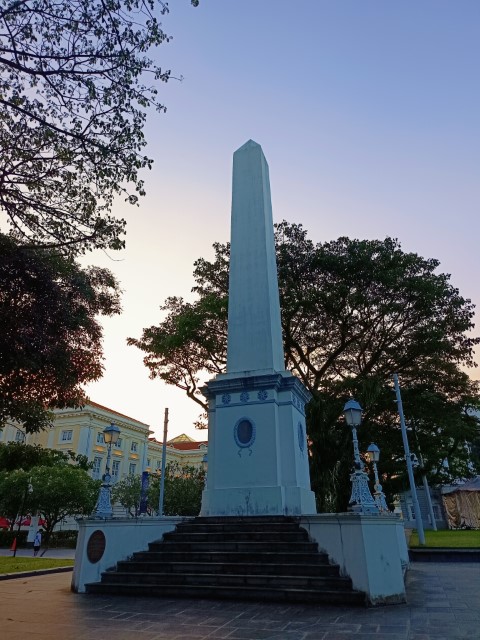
top-left (86, 530), bottom-right (106, 563)
top-left (234, 418), bottom-right (255, 448)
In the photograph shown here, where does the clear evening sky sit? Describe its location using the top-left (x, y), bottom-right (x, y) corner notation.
top-left (83, 1), bottom-right (480, 440)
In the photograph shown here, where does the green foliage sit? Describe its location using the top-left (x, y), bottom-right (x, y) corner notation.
top-left (0, 234), bottom-right (121, 432)
top-left (112, 474), bottom-right (143, 517)
top-left (409, 529), bottom-right (480, 548)
top-left (0, 443), bottom-right (71, 472)
top-left (0, 0), bottom-right (198, 254)
top-left (127, 242), bottom-right (229, 411)
top-left (0, 469), bottom-right (32, 531)
top-left (48, 529), bottom-right (78, 548)
top-left (0, 530), bottom-right (28, 548)
top-left (130, 221), bottom-right (480, 511)
top-left (29, 466), bottom-right (100, 545)
top-left (151, 463), bottom-right (206, 516)
top-left (0, 557), bottom-right (74, 573)
top-left (0, 442), bottom-right (92, 473)
top-left (112, 463), bottom-right (205, 517)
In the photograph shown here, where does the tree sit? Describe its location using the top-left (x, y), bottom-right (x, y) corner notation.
top-left (29, 465), bottom-right (100, 546)
top-left (0, 233), bottom-right (121, 432)
top-left (155, 462), bottom-right (205, 516)
top-left (129, 222), bottom-right (480, 511)
top-left (112, 463), bottom-right (206, 517)
top-left (0, 468), bottom-right (31, 531)
top-left (111, 474), bottom-right (142, 517)
top-left (0, 0), bottom-right (198, 254)
top-left (0, 442), bottom-right (91, 472)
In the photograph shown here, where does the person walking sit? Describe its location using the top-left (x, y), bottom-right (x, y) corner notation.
top-left (33, 529), bottom-right (42, 557)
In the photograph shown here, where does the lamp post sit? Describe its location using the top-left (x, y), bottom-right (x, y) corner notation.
top-left (393, 374), bottom-right (425, 545)
top-left (94, 423), bottom-right (120, 519)
top-left (343, 399), bottom-right (378, 514)
top-left (366, 443), bottom-right (389, 512)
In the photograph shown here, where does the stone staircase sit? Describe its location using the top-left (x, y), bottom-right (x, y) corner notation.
top-left (86, 516), bottom-right (366, 605)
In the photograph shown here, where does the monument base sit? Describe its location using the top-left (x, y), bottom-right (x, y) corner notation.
top-left (201, 485), bottom-right (317, 517)
top-left (300, 513), bottom-right (409, 605)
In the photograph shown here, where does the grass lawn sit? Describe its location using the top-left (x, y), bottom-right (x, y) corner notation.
top-left (0, 557), bottom-right (74, 574)
top-left (409, 529), bottom-right (480, 548)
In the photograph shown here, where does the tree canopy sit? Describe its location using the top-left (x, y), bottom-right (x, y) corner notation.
top-left (0, 442), bottom-right (91, 472)
top-left (0, 0), bottom-right (198, 254)
top-left (129, 222), bottom-right (480, 511)
top-left (0, 443), bottom-right (97, 534)
top-left (0, 233), bottom-right (121, 432)
top-left (112, 462), bottom-right (205, 517)
top-left (29, 465), bottom-right (99, 543)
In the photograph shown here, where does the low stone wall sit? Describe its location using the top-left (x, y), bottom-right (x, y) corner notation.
top-left (71, 516), bottom-right (190, 593)
top-left (300, 513), bottom-right (408, 606)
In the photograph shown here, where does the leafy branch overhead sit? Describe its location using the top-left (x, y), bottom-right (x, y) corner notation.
top-left (0, 233), bottom-right (122, 432)
top-left (0, 0), bottom-right (198, 254)
top-left (130, 221), bottom-right (480, 510)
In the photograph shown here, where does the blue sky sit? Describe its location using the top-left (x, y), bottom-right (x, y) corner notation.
top-left (84, 1), bottom-right (480, 439)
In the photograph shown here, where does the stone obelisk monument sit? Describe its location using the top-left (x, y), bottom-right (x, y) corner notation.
top-left (200, 140), bottom-right (316, 516)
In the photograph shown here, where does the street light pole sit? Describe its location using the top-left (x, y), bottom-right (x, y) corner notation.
top-left (409, 424), bottom-right (437, 531)
top-left (393, 374), bottom-right (425, 545)
top-left (366, 443), bottom-right (389, 512)
top-left (94, 423), bottom-right (121, 519)
top-left (343, 399), bottom-right (379, 514)
top-left (159, 408), bottom-right (169, 516)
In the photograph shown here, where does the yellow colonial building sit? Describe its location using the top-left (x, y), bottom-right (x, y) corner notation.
top-left (0, 401), bottom-right (207, 482)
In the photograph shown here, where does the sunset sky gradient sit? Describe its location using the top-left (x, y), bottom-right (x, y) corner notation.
top-left (83, 1), bottom-right (480, 440)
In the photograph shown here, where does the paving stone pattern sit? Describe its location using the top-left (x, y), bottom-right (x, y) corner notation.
top-left (0, 562), bottom-right (479, 640)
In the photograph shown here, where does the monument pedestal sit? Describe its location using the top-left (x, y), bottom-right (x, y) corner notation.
top-left (201, 370), bottom-right (317, 516)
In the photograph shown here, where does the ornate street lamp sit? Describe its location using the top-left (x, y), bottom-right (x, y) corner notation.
top-left (366, 443), bottom-right (389, 512)
top-left (94, 423), bottom-right (121, 519)
top-left (343, 399), bottom-right (378, 514)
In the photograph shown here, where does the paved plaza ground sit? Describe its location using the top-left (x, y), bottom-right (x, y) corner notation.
top-left (0, 562), bottom-right (479, 640)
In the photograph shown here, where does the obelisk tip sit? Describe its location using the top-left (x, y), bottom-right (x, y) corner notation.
top-left (235, 139), bottom-right (262, 154)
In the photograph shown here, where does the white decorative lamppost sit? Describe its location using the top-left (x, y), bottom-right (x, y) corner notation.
top-left (366, 443), bottom-right (389, 512)
top-left (94, 423), bottom-right (120, 518)
top-left (343, 399), bottom-right (378, 514)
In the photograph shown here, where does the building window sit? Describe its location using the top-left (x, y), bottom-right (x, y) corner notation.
top-left (92, 456), bottom-right (102, 479)
top-left (112, 460), bottom-right (120, 481)
top-left (61, 430), bottom-right (73, 442)
top-left (130, 442), bottom-right (138, 452)
top-left (147, 458), bottom-right (151, 468)
top-left (114, 438), bottom-right (122, 449)
top-left (96, 432), bottom-right (104, 444)
top-left (129, 463), bottom-right (136, 475)
top-left (15, 430), bottom-right (25, 442)
top-left (156, 460), bottom-right (162, 469)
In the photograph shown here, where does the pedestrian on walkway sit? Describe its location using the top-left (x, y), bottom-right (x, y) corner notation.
top-left (33, 529), bottom-right (42, 557)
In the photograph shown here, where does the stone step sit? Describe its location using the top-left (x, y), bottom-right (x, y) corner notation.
top-left (149, 540), bottom-right (319, 553)
top-left (116, 560), bottom-right (339, 577)
top-left (175, 521), bottom-right (302, 534)
top-left (99, 571), bottom-right (353, 590)
top-left (133, 550), bottom-right (329, 565)
top-left (85, 516), bottom-right (365, 606)
top-left (162, 530), bottom-right (309, 543)
top-left (193, 516), bottom-right (298, 524)
top-left (86, 582), bottom-right (366, 605)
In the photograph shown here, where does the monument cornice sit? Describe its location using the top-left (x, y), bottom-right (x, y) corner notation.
top-left (202, 371), bottom-right (312, 403)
